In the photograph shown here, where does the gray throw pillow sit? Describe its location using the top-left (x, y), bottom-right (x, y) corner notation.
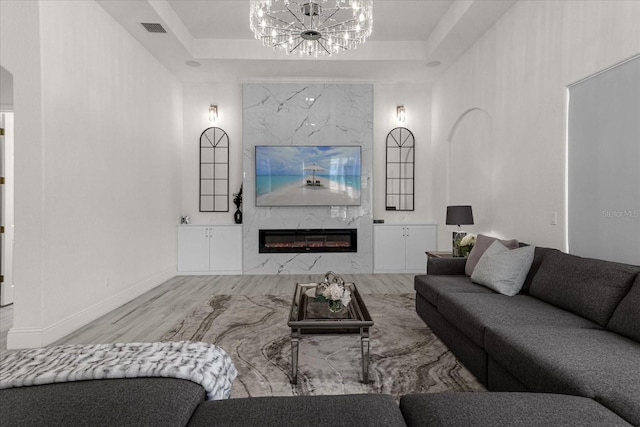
top-left (465, 234), bottom-right (519, 276)
top-left (470, 241), bottom-right (535, 296)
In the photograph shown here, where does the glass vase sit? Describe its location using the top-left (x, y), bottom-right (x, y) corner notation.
top-left (328, 300), bottom-right (343, 313)
top-left (459, 245), bottom-right (472, 257)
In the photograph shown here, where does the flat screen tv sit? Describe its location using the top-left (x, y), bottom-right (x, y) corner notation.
top-left (255, 145), bottom-right (361, 207)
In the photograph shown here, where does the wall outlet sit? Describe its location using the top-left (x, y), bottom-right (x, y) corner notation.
top-left (551, 212), bottom-right (558, 225)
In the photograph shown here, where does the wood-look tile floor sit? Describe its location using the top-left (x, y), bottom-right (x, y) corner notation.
top-left (0, 274), bottom-right (415, 352)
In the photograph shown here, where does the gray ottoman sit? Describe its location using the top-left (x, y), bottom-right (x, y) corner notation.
top-left (399, 392), bottom-right (631, 426)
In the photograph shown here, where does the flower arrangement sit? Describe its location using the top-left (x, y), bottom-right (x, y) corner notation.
top-left (315, 272), bottom-right (351, 312)
top-left (458, 233), bottom-right (477, 257)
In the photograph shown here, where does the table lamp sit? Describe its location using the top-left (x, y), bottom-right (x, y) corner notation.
top-left (446, 205), bottom-right (474, 257)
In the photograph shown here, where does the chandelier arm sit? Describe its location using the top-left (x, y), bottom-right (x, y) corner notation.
top-left (284, 2), bottom-right (309, 31)
top-left (321, 18), bottom-right (357, 32)
top-left (272, 35), bottom-right (299, 48)
top-left (317, 7), bottom-right (341, 28)
top-left (316, 39), bottom-right (332, 55)
top-left (288, 38), bottom-right (306, 54)
top-left (264, 11), bottom-right (305, 32)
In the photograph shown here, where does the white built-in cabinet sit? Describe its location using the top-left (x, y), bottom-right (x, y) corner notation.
top-left (374, 224), bottom-right (437, 273)
top-left (177, 225), bottom-right (242, 274)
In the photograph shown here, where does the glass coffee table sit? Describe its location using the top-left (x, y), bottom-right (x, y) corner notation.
top-left (288, 282), bottom-right (374, 384)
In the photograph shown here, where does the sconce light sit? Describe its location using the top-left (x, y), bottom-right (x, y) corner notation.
top-left (396, 105), bottom-right (406, 122)
top-left (209, 104), bottom-right (218, 123)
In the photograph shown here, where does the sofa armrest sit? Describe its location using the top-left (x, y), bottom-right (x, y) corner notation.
top-left (427, 257), bottom-right (467, 275)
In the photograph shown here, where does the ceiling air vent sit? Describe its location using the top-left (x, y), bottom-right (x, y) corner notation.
top-left (140, 23), bottom-right (167, 33)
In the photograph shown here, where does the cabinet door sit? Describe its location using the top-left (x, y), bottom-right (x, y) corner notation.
top-left (209, 226), bottom-right (242, 273)
top-left (405, 225), bottom-right (437, 272)
top-left (374, 226), bottom-right (406, 272)
top-left (177, 226), bottom-right (210, 272)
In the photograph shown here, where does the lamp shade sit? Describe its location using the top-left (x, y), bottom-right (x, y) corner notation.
top-left (446, 205), bottom-right (474, 226)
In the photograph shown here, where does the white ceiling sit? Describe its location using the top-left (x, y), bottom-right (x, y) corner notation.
top-left (97, 0), bottom-right (516, 84)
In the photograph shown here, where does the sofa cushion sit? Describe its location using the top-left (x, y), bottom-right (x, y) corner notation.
top-left (521, 246), bottom-right (561, 293)
top-left (465, 234), bottom-right (519, 276)
top-left (414, 274), bottom-right (494, 308)
top-left (188, 394), bottom-right (407, 427)
top-left (427, 257), bottom-right (467, 275)
top-left (470, 242), bottom-right (535, 296)
top-left (0, 378), bottom-right (205, 426)
top-left (399, 392), bottom-right (632, 427)
top-left (485, 326), bottom-right (640, 426)
top-left (438, 293), bottom-right (600, 348)
top-left (607, 274), bottom-right (640, 342)
top-left (529, 251), bottom-right (640, 326)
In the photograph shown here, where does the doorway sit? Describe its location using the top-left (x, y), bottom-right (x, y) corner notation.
top-left (0, 65), bottom-right (15, 306)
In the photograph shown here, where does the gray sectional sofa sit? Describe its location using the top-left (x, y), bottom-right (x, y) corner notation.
top-left (3, 245), bottom-right (638, 426)
top-left (414, 245), bottom-right (640, 426)
top-left (4, 376), bottom-right (632, 426)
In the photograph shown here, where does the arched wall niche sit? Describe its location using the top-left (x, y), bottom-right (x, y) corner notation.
top-left (446, 107), bottom-right (493, 235)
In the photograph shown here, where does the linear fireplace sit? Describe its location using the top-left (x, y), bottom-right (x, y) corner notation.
top-left (259, 229), bottom-right (357, 253)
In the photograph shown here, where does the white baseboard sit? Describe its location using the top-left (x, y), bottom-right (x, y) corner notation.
top-left (176, 270), bottom-right (242, 275)
top-left (6, 267), bottom-right (176, 350)
top-left (373, 269), bottom-right (426, 274)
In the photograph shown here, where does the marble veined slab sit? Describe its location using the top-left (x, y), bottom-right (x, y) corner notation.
top-left (242, 83), bottom-right (374, 274)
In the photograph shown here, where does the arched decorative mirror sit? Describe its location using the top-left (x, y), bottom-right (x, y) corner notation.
top-left (199, 127), bottom-right (229, 212)
top-left (385, 127), bottom-right (415, 211)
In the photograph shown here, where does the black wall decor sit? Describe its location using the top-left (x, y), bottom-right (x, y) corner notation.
top-left (385, 127), bottom-right (415, 211)
top-left (199, 127), bottom-right (229, 212)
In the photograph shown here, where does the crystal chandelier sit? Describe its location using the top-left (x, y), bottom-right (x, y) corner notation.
top-left (249, 0), bottom-right (373, 57)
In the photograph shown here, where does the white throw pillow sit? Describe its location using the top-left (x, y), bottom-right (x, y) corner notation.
top-left (470, 240), bottom-right (535, 296)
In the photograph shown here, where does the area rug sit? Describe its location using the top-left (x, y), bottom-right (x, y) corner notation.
top-left (161, 293), bottom-right (485, 399)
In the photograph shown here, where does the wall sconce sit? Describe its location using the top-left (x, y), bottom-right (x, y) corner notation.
top-left (209, 104), bottom-right (218, 123)
top-left (396, 105), bottom-right (406, 122)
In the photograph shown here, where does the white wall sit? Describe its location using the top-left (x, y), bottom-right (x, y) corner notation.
top-left (182, 83), bottom-right (243, 225)
top-left (2, 0), bottom-right (183, 348)
top-left (431, 0), bottom-right (640, 251)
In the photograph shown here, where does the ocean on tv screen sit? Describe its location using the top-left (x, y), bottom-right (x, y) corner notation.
top-left (255, 145), bottom-right (361, 206)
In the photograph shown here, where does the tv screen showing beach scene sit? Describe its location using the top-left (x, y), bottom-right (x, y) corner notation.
top-left (255, 145), bottom-right (361, 207)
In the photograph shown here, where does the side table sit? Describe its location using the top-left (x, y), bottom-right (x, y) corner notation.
top-left (426, 251), bottom-right (454, 259)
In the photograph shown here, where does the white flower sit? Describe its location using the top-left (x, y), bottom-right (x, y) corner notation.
top-left (459, 233), bottom-right (476, 247)
top-left (340, 289), bottom-right (351, 307)
top-left (323, 282), bottom-right (344, 301)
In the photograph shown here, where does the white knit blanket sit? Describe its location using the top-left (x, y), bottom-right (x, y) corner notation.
top-left (0, 341), bottom-right (237, 400)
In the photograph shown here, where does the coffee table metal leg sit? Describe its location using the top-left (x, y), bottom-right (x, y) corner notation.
top-left (291, 330), bottom-right (300, 384)
top-left (361, 327), bottom-right (370, 383)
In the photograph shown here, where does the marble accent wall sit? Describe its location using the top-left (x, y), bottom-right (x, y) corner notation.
top-left (243, 84), bottom-right (373, 274)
